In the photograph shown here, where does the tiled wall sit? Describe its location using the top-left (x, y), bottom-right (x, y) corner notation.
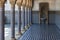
top-left (32, 11), bottom-right (55, 24)
top-left (5, 11), bottom-right (56, 24)
top-left (32, 11), bottom-right (40, 24)
top-left (55, 11), bottom-right (60, 29)
top-left (48, 11), bottom-right (55, 24)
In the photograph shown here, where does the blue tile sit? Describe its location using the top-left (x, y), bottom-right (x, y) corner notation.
top-left (18, 24), bottom-right (60, 40)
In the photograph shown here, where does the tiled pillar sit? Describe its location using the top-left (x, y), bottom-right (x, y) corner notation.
top-left (21, 6), bottom-right (25, 34)
top-left (28, 7), bottom-right (30, 27)
top-left (17, 7), bottom-right (22, 35)
top-left (29, 0), bottom-right (32, 25)
top-left (29, 8), bottom-right (32, 25)
top-left (10, 6), bottom-right (15, 40)
top-left (21, 0), bottom-right (26, 34)
top-left (16, 0), bottom-right (23, 36)
top-left (9, 0), bottom-right (16, 40)
top-left (0, 7), bottom-right (4, 40)
top-left (11, 6), bottom-right (15, 40)
top-left (25, 7), bottom-right (28, 30)
top-left (27, 0), bottom-right (32, 27)
top-left (0, 0), bottom-right (6, 40)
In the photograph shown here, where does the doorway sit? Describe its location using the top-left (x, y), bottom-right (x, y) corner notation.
top-left (39, 2), bottom-right (49, 24)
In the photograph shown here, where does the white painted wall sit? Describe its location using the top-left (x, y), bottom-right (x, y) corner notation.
top-left (55, 0), bottom-right (60, 29)
top-left (32, 0), bottom-right (56, 11)
top-left (55, 0), bottom-right (60, 10)
top-left (5, 0), bottom-right (60, 11)
top-left (32, 1), bottom-right (39, 11)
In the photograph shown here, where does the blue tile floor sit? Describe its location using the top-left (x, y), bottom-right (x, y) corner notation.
top-left (18, 24), bottom-right (60, 40)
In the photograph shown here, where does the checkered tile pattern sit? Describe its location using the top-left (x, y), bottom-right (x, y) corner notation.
top-left (18, 24), bottom-right (60, 40)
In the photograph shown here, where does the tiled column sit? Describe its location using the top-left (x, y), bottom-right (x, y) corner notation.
top-left (0, 7), bottom-right (4, 40)
top-left (0, 0), bottom-right (6, 40)
top-left (16, 0), bottom-right (23, 36)
top-left (9, 0), bottom-right (16, 40)
top-left (11, 6), bottom-right (15, 40)
top-left (28, 7), bottom-right (30, 27)
top-left (29, 0), bottom-right (32, 25)
top-left (25, 7), bottom-right (28, 30)
top-left (29, 8), bottom-right (32, 25)
top-left (25, 0), bottom-right (29, 30)
top-left (21, 0), bottom-right (26, 34)
top-left (21, 6), bottom-right (25, 34)
top-left (17, 7), bottom-right (22, 35)
top-left (29, 7), bottom-right (32, 25)
top-left (27, 0), bottom-right (32, 27)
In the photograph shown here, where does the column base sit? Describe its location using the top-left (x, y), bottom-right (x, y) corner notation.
top-left (16, 32), bottom-right (22, 36)
top-left (21, 29), bottom-right (26, 34)
top-left (28, 24), bottom-right (30, 27)
top-left (16, 32), bottom-right (22, 39)
top-left (30, 23), bottom-right (32, 25)
top-left (25, 25), bottom-right (29, 30)
top-left (11, 38), bottom-right (16, 40)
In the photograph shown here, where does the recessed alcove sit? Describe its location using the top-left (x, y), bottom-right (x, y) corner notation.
top-left (39, 2), bottom-right (49, 24)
